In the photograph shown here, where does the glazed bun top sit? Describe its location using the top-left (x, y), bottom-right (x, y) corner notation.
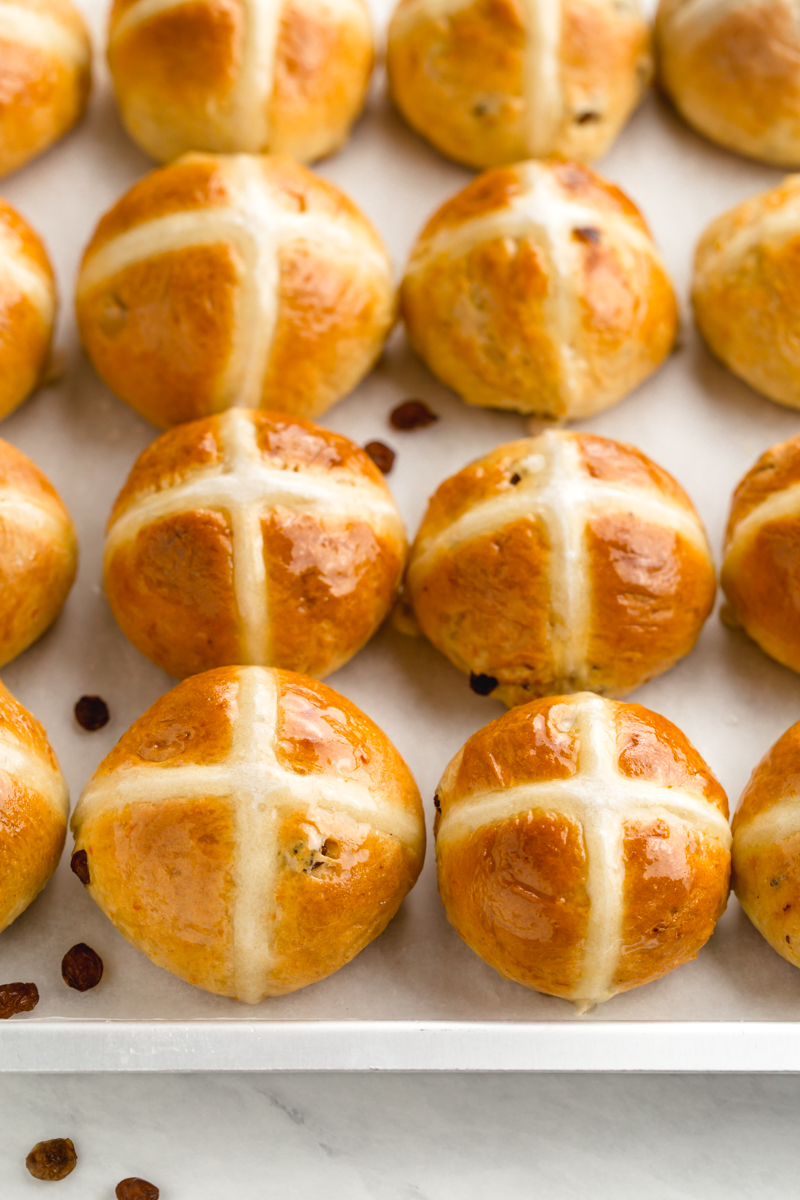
top-left (387, 0), bottom-right (652, 169)
top-left (401, 159), bottom-right (678, 421)
top-left (436, 692), bottom-right (731, 1007)
top-left (76, 153), bottom-right (395, 428)
top-left (657, 0), bottom-right (800, 167)
top-left (107, 0), bottom-right (373, 164)
top-left (0, 0), bottom-right (91, 178)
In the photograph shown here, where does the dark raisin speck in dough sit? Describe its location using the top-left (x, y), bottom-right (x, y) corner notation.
top-left (75, 695), bottom-right (109, 731)
top-left (70, 849), bottom-right (90, 886)
top-left (390, 400), bottom-right (438, 431)
top-left (26, 1139), bottom-right (77, 1181)
top-left (61, 944), bottom-right (103, 992)
top-left (0, 982), bottom-right (39, 1019)
top-left (364, 441), bottom-right (395, 474)
top-left (116, 1178), bottom-right (160, 1200)
top-left (469, 673), bottom-right (499, 696)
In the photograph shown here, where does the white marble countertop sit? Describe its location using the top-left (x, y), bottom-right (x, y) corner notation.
top-left (1, 1072), bottom-right (796, 1196)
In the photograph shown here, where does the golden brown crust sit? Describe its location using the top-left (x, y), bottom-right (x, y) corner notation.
top-left (435, 692), bottom-right (730, 1005)
top-left (732, 720), bottom-right (800, 969)
top-left (657, 0), bottom-right (800, 167)
top-left (401, 160), bottom-right (677, 421)
top-left (0, 0), bottom-right (91, 179)
top-left (693, 178), bottom-right (800, 410)
top-left (84, 797), bottom-right (237, 995)
top-left (0, 200), bottom-right (56, 421)
top-left (72, 666), bottom-right (425, 1002)
top-left (0, 679), bottom-right (68, 934)
top-left (443, 696), bottom-right (580, 804)
top-left (614, 819), bottom-right (730, 991)
top-left (105, 510), bottom-right (242, 681)
top-left (615, 704), bottom-right (728, 813)
top-left (108, 0), bottom-right (373, 163)
top-left (437, 811), bottom-right (591, 999)
top-left (722, 433), bottom-right (800, 673)
top-left (387, 0), bottom-right (651, 169)
top-left (407, 431), bottom-right (715, 705)
top-left (94, 668), bottom-right (238, 778)
top-left (583, 515), bottom-right (716, 697)
top-left (77, 154), bottom-right (395, 428)
top-left (104, 410), bottom-right (406, 680)
top-left (262, 512), bottom-right (403, 678)
top-left (0, 438), bottom-right (77, 667)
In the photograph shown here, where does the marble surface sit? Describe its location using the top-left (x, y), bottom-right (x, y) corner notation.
top-left (1, 1071), bottom-right (798, 1197)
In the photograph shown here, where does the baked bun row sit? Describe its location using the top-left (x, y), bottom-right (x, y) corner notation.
top-left (5, 152), bottom-right (800, 431)
top-left (3, 654), bottom-right (800, 1012)
top-left (1, 0), bottom-right (799, 197)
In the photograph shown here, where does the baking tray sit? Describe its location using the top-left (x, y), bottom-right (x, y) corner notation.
top-left (3, 0), bottom-right (800, 1073)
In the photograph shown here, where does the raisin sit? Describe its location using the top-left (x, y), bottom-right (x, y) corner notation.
top-left (390, 400), bottom-right (438, 431)
top-left (364, 441), bottom-right (395, 474)
top-left (573, 227), bottom-right (601, 244)
top-left (433, 794), bottom-right (441, 810)
top-left (61, 944), bottom-right (103, 992)
top-left (75, 695), bottom-right (109, 731)
top-left (0, 982), bottom-right (39, 1019)
top-left (469, 673), bottom-right (499, 696)
top-left (116, 1179), bottom-right (160, 1200)
top-left (26, 1139), bottom-right (77, 1181)
top-left (70, 849), bottom-right (90, 886)
top-left (509, 473), bottom-right (522, 485)
top-left (576, 111), bottom-right (600, 124)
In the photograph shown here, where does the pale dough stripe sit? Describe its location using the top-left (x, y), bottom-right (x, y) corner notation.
top-left (0, 241), bottom-right (54, 323)
top-left (437, 693), bottom-right (731, 1006)
top-left (0, 736), bottom-right (68, 818)
top-left (219, 410), bottom-right (272, 664)
top-left (725, 480), bottom-right (800, 563)
top-left (522, 0), bottom-right (563, 158)
top-left (0, 494), bottom-right (72, 542)
top-left (733, 795), bottom-right (800, 854)
top-left (0, 2), bottom-right (89, 65)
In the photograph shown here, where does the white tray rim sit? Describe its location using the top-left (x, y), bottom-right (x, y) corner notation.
top-left (2, 1020), bottom-right (798, 1073)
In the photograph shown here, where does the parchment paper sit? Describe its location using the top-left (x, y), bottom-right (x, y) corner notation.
top-left (3, 0), bottom-right (800, 1030)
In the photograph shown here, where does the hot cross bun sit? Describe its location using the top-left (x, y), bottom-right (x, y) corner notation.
top-left (71, 666), bottom-right (426, 1002)
top-left (76, 153), bottom-right (395, 428)
top-left (107, 0), bottom-right (373, 164)
top-left (406, 431), bottom-right (716, 705)
top-left (435, 692), bottom-right (731, 1008)
top-left (104, 409), bottom-right (406, 680)
top-left (401, 160), bottom-right (678, 420)
top-left (387, 0), bottom-right (651, 169)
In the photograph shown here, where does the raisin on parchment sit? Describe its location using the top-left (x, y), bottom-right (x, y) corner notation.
top-left (116, 1178), bottom-right (160, 1200)
top-left (0, 982), bottom-right (39, 1019)
top-left (390, 400), bottom-right (438, 431)
top-left (74, 695), bottom-right (109, 731)
top-left (364, 441), bottom-right (395, 474)
top-left (61, 944), bottom-right (103, 992)
top-left (26, 1139), bottom-right (77, 1181)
